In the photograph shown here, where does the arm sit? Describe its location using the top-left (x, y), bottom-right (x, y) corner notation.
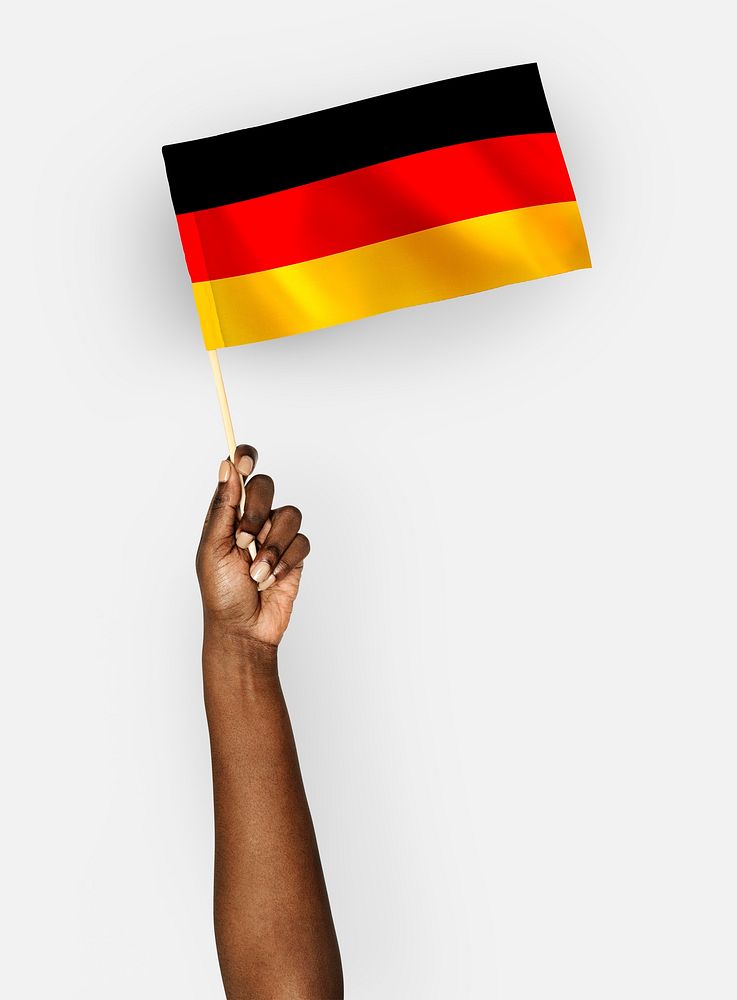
top-left (197, 445), bottom-right (343, 1000)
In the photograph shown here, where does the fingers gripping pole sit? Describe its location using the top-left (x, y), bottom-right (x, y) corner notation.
top-left (207, 349), bottom-right (258, 560)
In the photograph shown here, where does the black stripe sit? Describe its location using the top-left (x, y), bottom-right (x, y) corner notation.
top-left (162, 63), bottom-right (555, 215)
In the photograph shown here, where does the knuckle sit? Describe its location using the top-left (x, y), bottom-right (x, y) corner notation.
top-left (275, 534), bottom-right (310, 576)
top-left (209, 493), bottom-right (229, 513)
top-left (249, 473), bottom-right (274, 492)
top-left (295, 532), bottom-right (311, 555)
top-left (280, 504), bottom-right (302, 524)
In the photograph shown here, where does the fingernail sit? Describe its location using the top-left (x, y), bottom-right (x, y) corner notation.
top-left (218, 460), bottom-right (231, 483)
top-left (235, 531), bottom-right (254, 549)
top-left (236, 455), bottom-right (254, 476)
top-left (258, 574), bottom-right (276, 592)
top-left (250, 560), bottom-right (271, 584)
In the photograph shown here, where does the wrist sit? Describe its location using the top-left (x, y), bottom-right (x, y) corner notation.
top-left (203, 619), bottom-right (279, 688)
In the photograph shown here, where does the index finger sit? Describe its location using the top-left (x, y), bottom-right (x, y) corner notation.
top-left (232, 443), bottom-right (258, 480)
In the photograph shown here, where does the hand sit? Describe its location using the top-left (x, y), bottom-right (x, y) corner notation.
top-left (196, 444), bottom-right (311, 649)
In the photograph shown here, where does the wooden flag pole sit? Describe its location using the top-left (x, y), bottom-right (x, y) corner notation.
top-left (208, 349), bottom-right (258, 559)
top-left (208, 349), bottom-right (237, 461)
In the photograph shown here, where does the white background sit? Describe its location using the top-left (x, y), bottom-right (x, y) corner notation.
top-left (1, 1), bottom-right (735, 997)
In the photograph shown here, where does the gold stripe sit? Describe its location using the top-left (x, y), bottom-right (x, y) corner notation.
top-left (193, 201), bottom-right (590, 349)
top-left (192, 277), bottom-right (224, 349)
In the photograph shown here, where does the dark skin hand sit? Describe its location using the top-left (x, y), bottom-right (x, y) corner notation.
top-left (197, 444), bottom-right (343, 1000)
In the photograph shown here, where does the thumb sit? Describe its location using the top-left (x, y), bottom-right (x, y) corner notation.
top-left (199, 458), bottom-right (243, 552)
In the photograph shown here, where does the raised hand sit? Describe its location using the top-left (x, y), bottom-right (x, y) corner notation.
top-left (196, 444), bottom-right (311, 649)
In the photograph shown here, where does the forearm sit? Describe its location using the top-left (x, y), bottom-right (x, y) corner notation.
top-left (203, 624), bottom-right (343, 1000)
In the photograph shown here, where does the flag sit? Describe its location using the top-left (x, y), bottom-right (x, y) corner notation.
top-left (162, 63), bottom-right (590, 349)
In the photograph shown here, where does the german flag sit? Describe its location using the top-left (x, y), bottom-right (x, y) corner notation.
top-left (162, 63), bottom-right (590, 349)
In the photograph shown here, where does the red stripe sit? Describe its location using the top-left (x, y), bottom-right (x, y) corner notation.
top-left (178, 132), bottom-right (575, 282)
